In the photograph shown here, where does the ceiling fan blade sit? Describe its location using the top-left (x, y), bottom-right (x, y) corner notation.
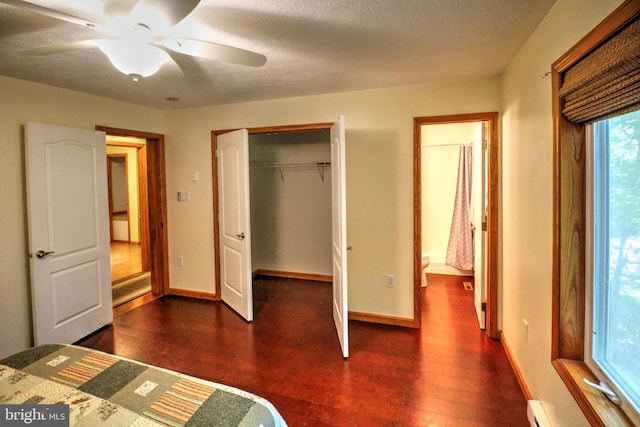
top-left (138, 0), bottom-right (201, 26)
top-left (0, 0), bottom-right (102, 29)
top-left (156, 56), bottom-right (185, 80)
top-left (21, 40), bottom-right (97, 56)
top-left (101, 0), bottom-right (138, 19)
top-left (161, 37), bottom-right (266, 68)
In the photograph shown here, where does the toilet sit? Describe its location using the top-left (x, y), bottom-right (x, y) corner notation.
top-left (421, 252), bottom-right (430, 287)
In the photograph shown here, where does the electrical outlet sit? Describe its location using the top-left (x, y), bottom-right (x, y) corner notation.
top-left (177, 256), bottom-right (184, 267)
top-left (386, 274), bottom-right (395, 288)
top-left (522, 318), bottom-right (529, 342)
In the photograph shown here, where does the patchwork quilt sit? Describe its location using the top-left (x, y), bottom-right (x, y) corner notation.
top-left (0, 344), bottom-right (287, 426)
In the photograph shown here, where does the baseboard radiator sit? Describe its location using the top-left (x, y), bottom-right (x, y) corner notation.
top-left (527, 400), bottom-right (552, 427)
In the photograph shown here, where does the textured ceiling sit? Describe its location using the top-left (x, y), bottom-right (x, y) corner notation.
top-left (0, 0), bottom-right (557, 110)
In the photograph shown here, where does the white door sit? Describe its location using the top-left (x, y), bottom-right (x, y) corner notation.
top-left (25, 122), bottom-right (113, 345)
top-left (331, 116), bottom-right (349, 358)
top-left (217, 129), bottom-right (253, 321)
top-left (473, 123), bottom-right (487, 330)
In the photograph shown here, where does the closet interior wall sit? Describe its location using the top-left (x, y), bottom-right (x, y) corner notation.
top-left (249, 130), bottom-right (332, 277)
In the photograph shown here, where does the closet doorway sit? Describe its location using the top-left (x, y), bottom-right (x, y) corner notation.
top-left (212, 120), bottom-right (349, 357)
top-left (413, 112), bottom-right (499, 338)
top-left (249, 129), bottom-right (333, 280)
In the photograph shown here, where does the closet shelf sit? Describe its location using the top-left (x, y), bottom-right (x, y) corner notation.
top-left (250, 161), bottom-right (331, 181)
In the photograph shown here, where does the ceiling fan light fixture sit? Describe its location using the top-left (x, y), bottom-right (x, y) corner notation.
top-left (96, 39), bottom-right (169, 80)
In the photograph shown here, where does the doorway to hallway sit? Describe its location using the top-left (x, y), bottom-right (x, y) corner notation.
top-left (97, 125), bottom-right (169, 316)
top-left (107, 139), bottom-right (149, 306)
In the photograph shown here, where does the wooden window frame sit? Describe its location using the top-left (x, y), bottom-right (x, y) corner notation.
top-left (551, 1), bottom-right (640, 425)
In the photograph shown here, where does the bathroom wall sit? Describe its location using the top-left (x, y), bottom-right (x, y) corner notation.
top-left (421, 122), bottom-right (481, 275)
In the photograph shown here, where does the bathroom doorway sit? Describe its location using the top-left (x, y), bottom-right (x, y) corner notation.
top-left (413, 112), bottom-right (499, 338)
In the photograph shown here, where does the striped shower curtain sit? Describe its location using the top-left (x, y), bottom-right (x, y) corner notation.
top-left (446, 145), bottom-right (474, 270)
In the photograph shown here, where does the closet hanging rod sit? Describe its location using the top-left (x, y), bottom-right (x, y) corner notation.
top-left (421, 142), bottom-right (473, 148)
top-left (251, 161), bottom-right (331, 182)
top-left (250, 161), bottom-right (331, 168)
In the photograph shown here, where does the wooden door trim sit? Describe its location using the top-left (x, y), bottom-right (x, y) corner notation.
top-left (213, 122), bottom-right (333, 137)
top-left (137, 144), bottom-right (149, 272)
top-left (413, 112), bottom-right (500, 338)
top-left (97, 125), bottom-right (169, 307)
top-left (106, 154), bottom-right (115, 242)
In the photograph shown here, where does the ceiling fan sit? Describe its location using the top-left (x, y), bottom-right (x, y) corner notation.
top-left (3, 0), bottom-right (266, 81)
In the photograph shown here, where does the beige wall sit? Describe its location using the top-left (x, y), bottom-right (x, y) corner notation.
top-left (0, 76), bottom-right (165, 358)
top-left (500, 0), bottom-right (624, 425)
top-left (164, 78), bottom-right (501, 318)
top-left (0, 74), bottom-right (499, 358)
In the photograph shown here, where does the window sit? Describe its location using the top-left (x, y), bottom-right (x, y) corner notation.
top-left (552, 1), bottom-right (640, 425)
top-left (586, 110), bottom-right (640, 425)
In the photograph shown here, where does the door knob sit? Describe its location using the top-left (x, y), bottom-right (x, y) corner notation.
top-left (36, 250), bottom-right (55, 258)
top-left (235, 233), bottom-right (245, 240)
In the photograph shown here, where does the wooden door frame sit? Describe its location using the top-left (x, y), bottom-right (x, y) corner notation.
top-left (413, 112), bottom-right (500, 338)
top-left (96, 125), bottom-right (169, 314)
top-left (211, 122), bottom-right (333, 297)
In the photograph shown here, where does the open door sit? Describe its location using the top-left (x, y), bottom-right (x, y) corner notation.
top-left (25, 122), bottom-right (113, 345)
top-left (331, 116), bottom-right (349, 358)
top-left (473, 122), bottom-right (488, 330)
top-left (217, 129), bottom-right (253, 321)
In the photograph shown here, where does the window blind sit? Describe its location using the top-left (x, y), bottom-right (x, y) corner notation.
top-left (559, 17), bottom-right (640, 123)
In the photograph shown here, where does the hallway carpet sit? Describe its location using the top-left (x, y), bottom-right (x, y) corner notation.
top-left (111, 271), bottom-right (151, 307)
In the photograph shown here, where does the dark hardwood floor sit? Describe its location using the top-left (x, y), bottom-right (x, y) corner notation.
top-left (77, 274), bottom-right (528, 426)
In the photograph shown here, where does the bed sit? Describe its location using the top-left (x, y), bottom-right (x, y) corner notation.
top-left (0, 344), bottom-right (287, 426)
